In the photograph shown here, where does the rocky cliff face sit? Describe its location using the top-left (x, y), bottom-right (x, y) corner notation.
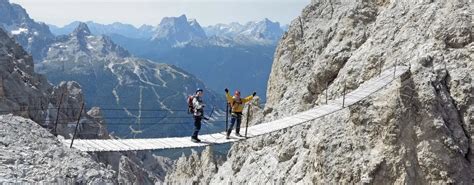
top-left (0, 0), bottom-right (54, 61)
top-left (164, 147), bottom-right (221, 184)
top-left (0, 26), bottom-right (115, 183)
top-left (92, 151), bottom-right (173, 184)
top-left (166, 0), bottom-right (473, 184)
top-left (0, 115), bottom-right (116, 183)
top-left (0, 27), bottom-right (104, 139)
top-left (0, 27), bottom-right (172, 184)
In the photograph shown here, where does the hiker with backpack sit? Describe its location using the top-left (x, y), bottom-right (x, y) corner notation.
top-left (188, 88), bottom-right (208, 142)
top-left (225, 88), bottom-right (256, 139)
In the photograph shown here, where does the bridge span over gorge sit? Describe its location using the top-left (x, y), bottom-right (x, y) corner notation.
top-left (62, 66), bottom-right (409, 152)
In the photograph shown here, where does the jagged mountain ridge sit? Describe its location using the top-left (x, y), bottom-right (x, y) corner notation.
top-left (151, 14), bottom-right (207, 47)
top-left (47, 16), bottom-right (286, 100)
top-left (49, 15), bottom-right (286, 46)
top-left (204, 18), bottom-right (285, 45)
top-left (166, 0), bottom-right (473, 184)
top-left (106, 16), bottom-right (281, 100)
top-left (0, 0), bottom-right (54, 61)
top-left (49, 21), bottom-right (155, 39)
top-left (36, 23), bottom-right (225, 138)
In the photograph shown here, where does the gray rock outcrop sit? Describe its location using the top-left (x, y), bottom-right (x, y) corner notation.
top-left (92, 151), bottom-right (173, 184)
top-left (0, 115), bottom-right (116, 183)
top-left (165, 147), bottom-right (220, 184)
top-left (166, 0), bottom-right (473, 184)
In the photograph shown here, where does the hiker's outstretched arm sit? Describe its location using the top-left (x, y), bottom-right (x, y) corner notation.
top-left (242, 95), bottom-right (254, 103)
top-left (225, 92), bottom-right (233, 103)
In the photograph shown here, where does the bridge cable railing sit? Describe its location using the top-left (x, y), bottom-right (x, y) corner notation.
top-left (3, 61), bottom-right (433, 151)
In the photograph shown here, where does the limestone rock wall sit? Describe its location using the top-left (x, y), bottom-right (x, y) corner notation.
top-left (166, 0), bottom-right (473, 184)
top-left (0, 115), bottom-right (116, 183)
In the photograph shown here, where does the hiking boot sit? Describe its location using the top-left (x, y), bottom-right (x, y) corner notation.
top-left (191, 137), bottom-right (201, 143)
top-left (235, 133), bottom-right (243, 137)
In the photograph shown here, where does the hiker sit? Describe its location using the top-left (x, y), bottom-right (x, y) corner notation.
top-left (190, 88), bottom-right (207, 142)
top-left (225, 88), bottom-right (256, 139)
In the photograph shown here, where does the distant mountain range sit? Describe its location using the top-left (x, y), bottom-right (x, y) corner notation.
top-left (0, 0), bottom-right (279, 134)
top-left (0, 0), bottom-right (55, 61)
top-left (0, 0), bottom-right (227, 138)
top-left (35, 23), bottom-right (225, 138)
top-left (49, 21), bottom-right (154, 39)
top-left (49, 15), bottom-right (288, 46)
top-left (204, 18), bottom-right (285, 45)
top-left (49, 15), bottom-right (287, 100)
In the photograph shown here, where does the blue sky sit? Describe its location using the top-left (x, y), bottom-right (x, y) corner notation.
top-left (10, 0), bottom-right (310, 27)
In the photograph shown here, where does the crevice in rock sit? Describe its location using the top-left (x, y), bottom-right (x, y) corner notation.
top-left (0, 141), bottom-right (8, 147)
top-left (298, 17), bottom-right (304, 39)
top-left (438, 70), bottom-right (472, 161)
top-left (397, 74), bottom-right (426, 184)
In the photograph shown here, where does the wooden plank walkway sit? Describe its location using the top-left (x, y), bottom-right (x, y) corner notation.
top-left (62, 66), bottom-right (409, 152)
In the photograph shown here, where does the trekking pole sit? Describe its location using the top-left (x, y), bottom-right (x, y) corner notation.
top-left (225, 103), bottom-right (229, 132)
top-left (54, 92), bottom-right (65, 136)
top-left (245, 104), bottom-right (251, 139)
top-left (70, 102), bottom-right (85, 148)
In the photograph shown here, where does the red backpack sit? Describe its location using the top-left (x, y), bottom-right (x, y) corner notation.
top-left (187, 95), bottom-right (195, 114)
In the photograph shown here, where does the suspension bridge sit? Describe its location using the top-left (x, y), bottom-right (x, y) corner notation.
top-left (60, 66), bottom-right (409, 152)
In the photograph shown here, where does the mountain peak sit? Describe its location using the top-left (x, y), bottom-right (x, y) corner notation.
top-left (188, 19), bottom-right (198, 25)
top-left (258, 18), bottom-right (279, 26)
top-left (203, 18), bottom-right (284, 44)
top-left (153, 15), bottom-right (207, 45)
top-left (178, 14), bottom-right (187, 21)
top-left (72, 22), bottom-right (91, 37)
top-left (0, 0), bottom-right (54, 61)
top-left (160, 14), bottom-right (188, 26)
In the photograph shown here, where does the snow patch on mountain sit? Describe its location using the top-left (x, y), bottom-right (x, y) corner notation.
top-left (0, 0), bottom-right (54, 61)
top-left (10, 27), bottom-right (27, 35)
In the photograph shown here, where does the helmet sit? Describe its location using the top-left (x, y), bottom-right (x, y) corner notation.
top-left (196, 88), bottom-right (203, 93)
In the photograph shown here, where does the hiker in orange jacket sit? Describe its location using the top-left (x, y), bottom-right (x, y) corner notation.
top-left (225, 88), bottom-right (256, 139)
